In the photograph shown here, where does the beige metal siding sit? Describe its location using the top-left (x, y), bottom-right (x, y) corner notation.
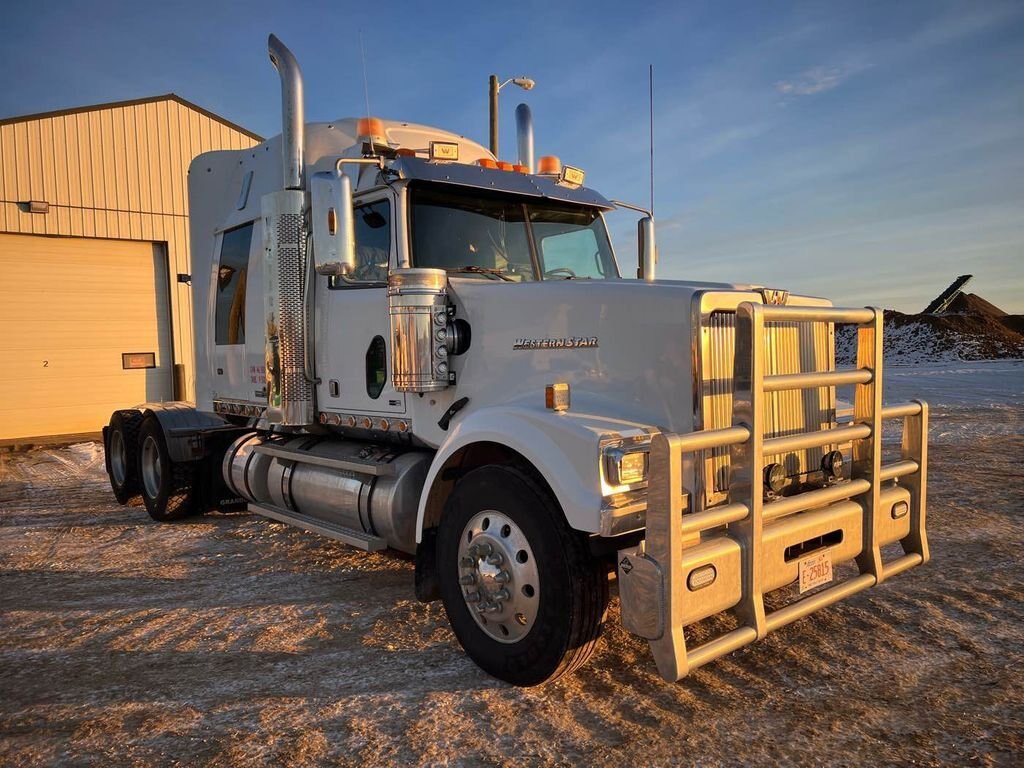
top-left (0, 96), bottom-right (259, 405)
top-left (0, 233), bottom-right (172, 440)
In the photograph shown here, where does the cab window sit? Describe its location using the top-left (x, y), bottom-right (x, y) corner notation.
top-left (531, 208), bottom-right (614, 279)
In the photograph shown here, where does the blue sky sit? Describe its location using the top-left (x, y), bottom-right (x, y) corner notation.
top-left (3, 0), bottom-right (1022, 312)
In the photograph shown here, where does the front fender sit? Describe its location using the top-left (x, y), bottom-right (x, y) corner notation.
top-left (415, 405), bottom-right (652, 542)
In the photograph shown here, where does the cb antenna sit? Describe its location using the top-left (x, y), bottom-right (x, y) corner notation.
top-left (649, 64), bottom-right (655, 216)
top-left (359, 31), bottom-right (373, 135)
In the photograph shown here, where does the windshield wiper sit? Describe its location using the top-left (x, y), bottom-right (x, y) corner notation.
top-left (445, 266), bottom-right (514, 282)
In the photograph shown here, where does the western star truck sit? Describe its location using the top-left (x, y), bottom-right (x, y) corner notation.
top-left (102, 35), bottom-right (929, 686)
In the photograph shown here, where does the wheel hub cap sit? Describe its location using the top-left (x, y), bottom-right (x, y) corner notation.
top-left (110, 429), bottom-right (127, 485)
top-left (457, 510), bottom-right (539, 643)
top-left (141, 435), bottom-right (162, 499)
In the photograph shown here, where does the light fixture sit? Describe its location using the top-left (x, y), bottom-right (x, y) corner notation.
top-left (821, 450), bottom-right (844, 481)
top-left (764, 462), bottom-right (786, 494)
top-left (489, 74), bottom-right (536, 156)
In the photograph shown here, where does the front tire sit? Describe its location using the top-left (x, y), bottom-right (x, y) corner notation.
top-left (437, 465), bottom-right (608, 686)
top-left (137, 416), bottom-right (199, 522)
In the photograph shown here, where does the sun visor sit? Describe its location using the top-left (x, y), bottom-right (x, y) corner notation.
top-left (390, 156), bottom-right (614, 210)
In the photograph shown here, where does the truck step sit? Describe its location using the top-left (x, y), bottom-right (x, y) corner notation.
top-left (248, 502), bottom-right (388, 551)
top-left (253, 443), bottom-right (396, 476)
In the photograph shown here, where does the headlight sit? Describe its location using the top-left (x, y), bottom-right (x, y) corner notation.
top-left (604, 447), bottom-right (649, 487)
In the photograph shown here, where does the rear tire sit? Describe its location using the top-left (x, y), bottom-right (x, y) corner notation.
top-left (437, 465), bottom-right (609, 686)
top-left (106, 410), bottom-right (143, 504)
top-left (138, 416), bottom-right (200, 522)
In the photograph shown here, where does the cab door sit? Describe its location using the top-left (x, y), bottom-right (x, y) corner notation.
top-left (316, 190), bottom-right (406, 416)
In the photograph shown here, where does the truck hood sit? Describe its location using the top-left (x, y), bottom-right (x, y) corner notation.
top-left (446, 277), bottom-right (753, 435)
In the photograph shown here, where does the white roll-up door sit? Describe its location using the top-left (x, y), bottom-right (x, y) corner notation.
top-left (0, 233), bottom-right (173, 441)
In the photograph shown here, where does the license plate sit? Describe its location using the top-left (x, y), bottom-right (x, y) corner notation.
top-left (798, 551), bottom-right (833, 593)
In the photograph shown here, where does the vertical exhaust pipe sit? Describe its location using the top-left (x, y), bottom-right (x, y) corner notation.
top-left (268, 34), bottom-right (305, 190)
top-left (262, 34), bottom-right (313, 426)
top-left (515, 103), bottom-right (534, 174)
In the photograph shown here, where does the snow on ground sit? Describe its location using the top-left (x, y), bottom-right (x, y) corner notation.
top-left (1, 365), bottom-right (1022, 766)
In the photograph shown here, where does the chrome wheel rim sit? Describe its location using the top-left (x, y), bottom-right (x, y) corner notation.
top-left (457, 510), bottom-right (539, 643)
top-left (110, 429), bottom-right (127, 486)
top-left (140, 435), bottom-right (162, 499)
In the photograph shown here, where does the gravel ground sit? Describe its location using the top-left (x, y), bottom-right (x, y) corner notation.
top-left (1, 387), bottom-right (1022, 765)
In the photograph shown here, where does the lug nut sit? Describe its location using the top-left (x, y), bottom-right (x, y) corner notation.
top-left (459, 557), bottom-right (475, 568)
top-left (495, 570), bottom-right (511, 584)
top-left (459, 574), bottom-right (477, 586)
top-left (486, 553), bottom-right (504, 566)
top-left (465, 591), bottom-right (481, 603)
top-left (494, 589), bottom-right (510, 602)
top-left (484, 602), bottom-right (501, 614)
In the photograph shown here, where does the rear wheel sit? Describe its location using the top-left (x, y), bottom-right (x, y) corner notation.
top-left (437, 465), bottom-right (608, 686)
top-left (106, 410), bottom-right (143, 504)
top-left (138, 416), bottom-right (200, 522)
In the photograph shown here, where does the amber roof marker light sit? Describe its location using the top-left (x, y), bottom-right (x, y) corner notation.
top-left (488, 74), bottom-right (536, 157)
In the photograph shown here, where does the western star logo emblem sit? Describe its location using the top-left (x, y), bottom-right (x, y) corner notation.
top-left (760, 288), bottom-right (789, 305)
top-left (619, 556), bottom-right (633, 574)
top-left (513, 336), bottom-right (598, 350)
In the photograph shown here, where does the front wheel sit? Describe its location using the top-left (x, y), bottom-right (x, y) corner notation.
top-left (437, 465), bottom-right (608, 686)
top-left (137, 416), bottom-right (200, 522)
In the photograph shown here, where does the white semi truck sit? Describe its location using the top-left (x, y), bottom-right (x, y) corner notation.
top-left (103, 35), bottom-right (930, 686)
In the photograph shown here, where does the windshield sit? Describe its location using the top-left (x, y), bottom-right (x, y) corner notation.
top-left (409, 185), bottom-right (618, 281)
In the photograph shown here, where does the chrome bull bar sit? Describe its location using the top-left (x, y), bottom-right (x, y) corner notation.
top-left (617, 303), bottom-right (929, 681)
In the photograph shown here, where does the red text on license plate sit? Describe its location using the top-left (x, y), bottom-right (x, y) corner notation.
top-left (799, 551), bottom-right (833, 593)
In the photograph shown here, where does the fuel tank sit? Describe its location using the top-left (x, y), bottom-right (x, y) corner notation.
top-left (223, 433), bottom-right (430, 553)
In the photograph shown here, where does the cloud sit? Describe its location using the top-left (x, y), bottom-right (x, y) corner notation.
top-left (775, 66), bottom-right (847, 96)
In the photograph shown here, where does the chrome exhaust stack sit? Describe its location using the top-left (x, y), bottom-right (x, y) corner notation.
top-left (515, 103), bottom-right (534, 174)
top-left (268, 34), bottom-right (305, 190)
top-left (262, 34), bottom-right (313, 426)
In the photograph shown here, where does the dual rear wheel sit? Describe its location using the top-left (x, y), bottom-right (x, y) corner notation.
top-left (105, 412), bottom-right (199, 521)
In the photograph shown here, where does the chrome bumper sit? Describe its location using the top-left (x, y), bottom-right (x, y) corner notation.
top-left (616, 303), bottom-right (929, 681)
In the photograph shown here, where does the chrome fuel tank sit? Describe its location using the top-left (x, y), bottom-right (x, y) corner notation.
top-left (223, 433), bottom-right (430, 553)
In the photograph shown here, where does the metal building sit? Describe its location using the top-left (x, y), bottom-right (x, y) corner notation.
top-left (0, 94), bottom-right (261, 443)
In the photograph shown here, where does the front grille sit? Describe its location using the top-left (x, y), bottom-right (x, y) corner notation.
top-left (700, 310), bottom-right (835, 503)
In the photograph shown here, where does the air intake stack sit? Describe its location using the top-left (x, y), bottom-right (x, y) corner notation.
top-left (262, 34), bottom-right (313, 426)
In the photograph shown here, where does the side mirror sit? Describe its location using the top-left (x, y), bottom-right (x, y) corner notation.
top-left (637, 216), bottom-right (657, 282)
top-left (310, 171), bottom-right (356, 277)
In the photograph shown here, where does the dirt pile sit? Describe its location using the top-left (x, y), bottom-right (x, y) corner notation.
top-left (836, 292), bottom-right (1024, 365)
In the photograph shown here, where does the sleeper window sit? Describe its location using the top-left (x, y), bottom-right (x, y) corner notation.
top-left (215, 222), bottom-right (254, 345)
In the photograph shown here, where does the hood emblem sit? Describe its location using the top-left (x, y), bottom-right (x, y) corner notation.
top-left (760, 288), bottom-right (789, 305)
top-left (513, 336), bottom-right (598, 350)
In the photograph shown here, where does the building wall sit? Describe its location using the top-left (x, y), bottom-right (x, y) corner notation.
top-left (0, 96), bottom-right (261, 400)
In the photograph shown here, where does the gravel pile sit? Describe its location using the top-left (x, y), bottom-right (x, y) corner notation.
top-left (836, 293), bottom-right (1024, 365)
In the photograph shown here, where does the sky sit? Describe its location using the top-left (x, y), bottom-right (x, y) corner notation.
top-left (2, 0), bottom-right (1022, 313)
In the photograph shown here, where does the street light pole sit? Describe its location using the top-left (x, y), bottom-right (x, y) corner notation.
top-left (489, 74), bottom-right (500, 157)
top-left (488, 74), bottom-right (535, 158)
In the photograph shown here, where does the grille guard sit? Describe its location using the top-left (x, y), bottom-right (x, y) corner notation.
top-left (617, 303), bottom-right (929, 681)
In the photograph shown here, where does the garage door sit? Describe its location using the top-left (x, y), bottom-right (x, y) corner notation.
top-left (0, 233), bottom-right (173, 441)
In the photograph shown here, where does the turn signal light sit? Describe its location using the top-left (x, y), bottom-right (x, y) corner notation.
top-left (537, 155), bottom-right (561, 174)
top-left (545, 382), bottom-right (570, 412)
